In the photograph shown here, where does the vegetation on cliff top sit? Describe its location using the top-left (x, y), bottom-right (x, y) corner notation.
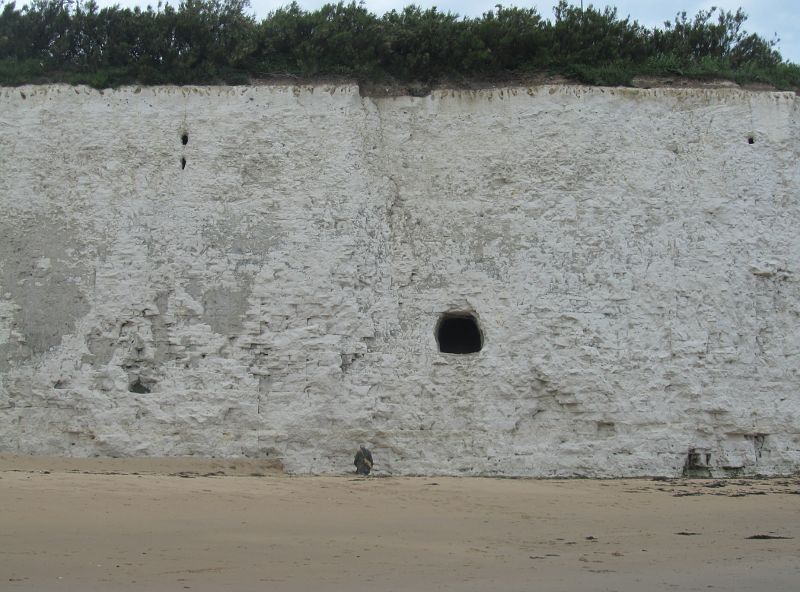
top-left (0, 0), bottom-right (798, 90)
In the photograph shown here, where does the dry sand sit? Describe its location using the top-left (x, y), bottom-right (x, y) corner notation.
top-left (1, 456), bottom-right (798, 592)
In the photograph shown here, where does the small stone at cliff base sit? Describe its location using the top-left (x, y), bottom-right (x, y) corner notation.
top-left (354, 446), bottom-right (373, 475)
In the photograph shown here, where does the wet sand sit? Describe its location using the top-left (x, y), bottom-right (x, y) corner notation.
top-left (1, 457), bottom-right (798, 591)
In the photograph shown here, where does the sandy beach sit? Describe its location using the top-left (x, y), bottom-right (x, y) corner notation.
top-left (1, 456), bottom-right (798, 591)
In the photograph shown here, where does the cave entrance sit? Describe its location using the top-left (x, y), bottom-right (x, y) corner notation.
top-left (436, 312), bottom-right (483, 354)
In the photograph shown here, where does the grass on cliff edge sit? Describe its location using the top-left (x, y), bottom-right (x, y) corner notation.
top-left (0, 1), bottom-right (798, 91)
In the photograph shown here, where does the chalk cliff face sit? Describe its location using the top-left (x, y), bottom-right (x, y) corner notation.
top-left (0, 83), bottom-right (798, 476)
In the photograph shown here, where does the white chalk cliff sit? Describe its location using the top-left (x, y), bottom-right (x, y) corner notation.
top-left (0, 83), bottom-right (798, 476)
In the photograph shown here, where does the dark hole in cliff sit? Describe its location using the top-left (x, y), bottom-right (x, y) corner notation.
top-left (181, 132), bottom-right (189, 145)
top-left (436, 312), bottom-right (482, 354)
top-left (683, 448), bottom-right (711, 478)
top-left (181, 157), bottom-right (186, 170)
top-left (748, 136), bottom-right (755, 144)
top-left (129, 379), bottom-right (150, 394)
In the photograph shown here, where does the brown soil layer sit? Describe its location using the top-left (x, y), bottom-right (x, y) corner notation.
top-left (245, 74), bottom-right (787, 97)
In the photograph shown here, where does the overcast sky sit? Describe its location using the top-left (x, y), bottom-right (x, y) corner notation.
top-left (91, 0), bottom-right (800, 62)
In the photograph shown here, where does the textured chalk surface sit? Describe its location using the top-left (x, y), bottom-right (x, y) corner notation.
top-left (0, 84), bottom-right (798, 476)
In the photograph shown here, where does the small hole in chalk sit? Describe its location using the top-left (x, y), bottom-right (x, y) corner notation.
top-left (748, 136), bottom-right (755, 144)
top-left (129, 379), bottom-right (150, 394)
top-left (181, 157), bottom-right (186, 170)
top-left (436, 312), bottom-right (483, 354)
top-left (181, 132), bottom-right (188, 145)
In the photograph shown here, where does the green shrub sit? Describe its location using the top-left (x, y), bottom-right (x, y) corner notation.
top-left (0, 0), bottom-right (795, 89)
